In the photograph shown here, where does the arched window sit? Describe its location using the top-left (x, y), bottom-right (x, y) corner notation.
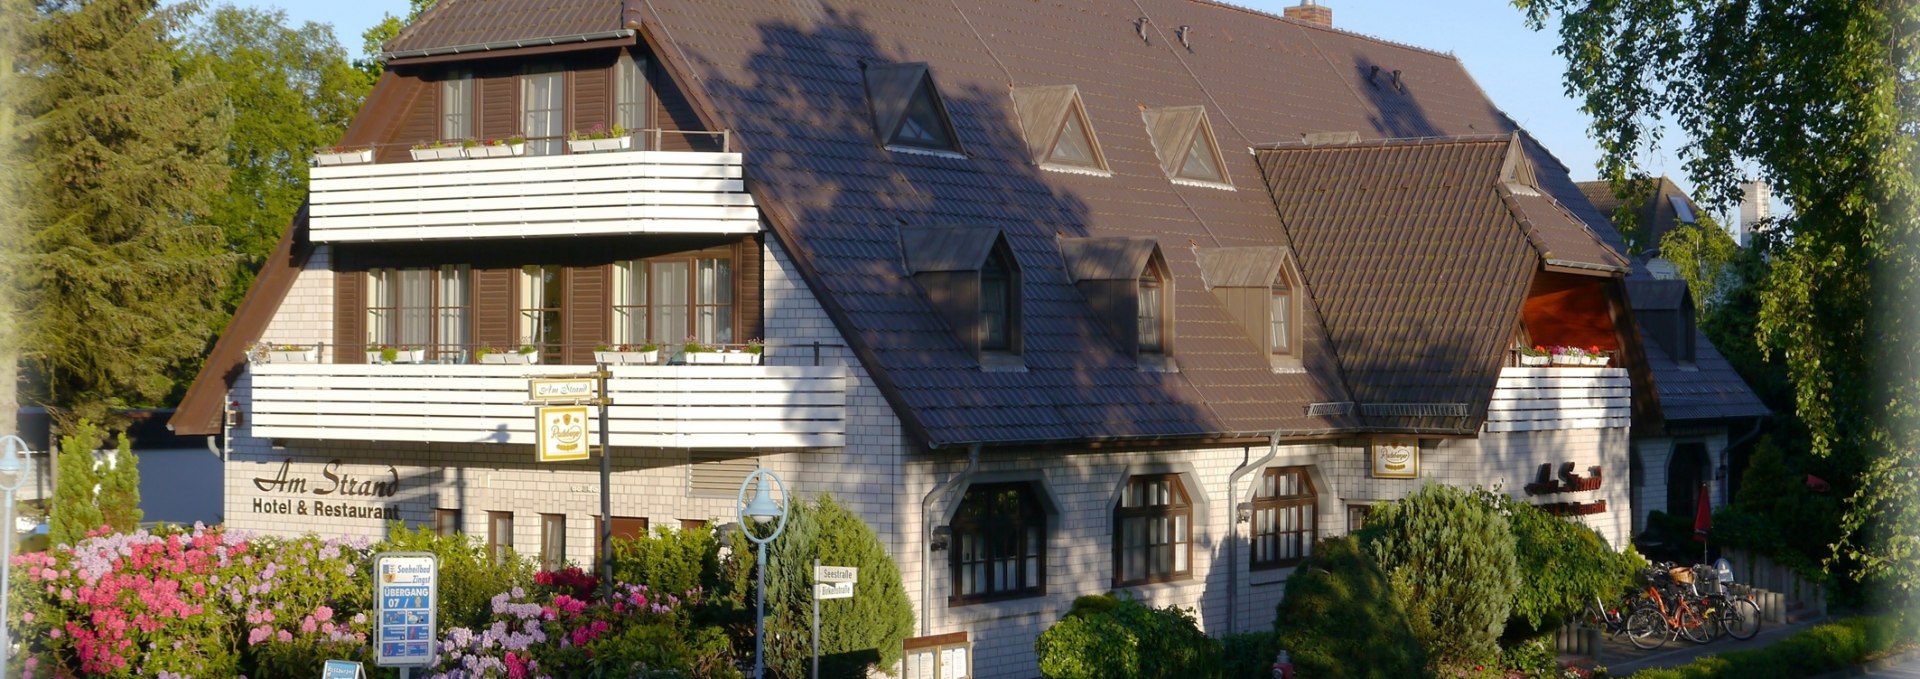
top-left (1114, 474), bottom-right (1192, 585)
top-left (1251, 467), bottom-right (1316, 570)
top-left (951, 483), bottom-right (1045, 602)
top-left (1138, 265), bottom-right (1165, 354)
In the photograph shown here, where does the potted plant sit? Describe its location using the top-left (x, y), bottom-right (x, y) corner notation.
top-left (1549, 345), bottom-right (1586, 366)
top-left (476, 345), bottom-right (539, 364)
top-left (567, 123), bottom-right (632, 154)
top-left (313, 143), bottom-right (374, 166)
top-left (682, 340), bottom-right (725, 364)
top-left (366, 344), bottom-right (425, 364)
top-left (463, 136), bottom-right (527, 159)
top-left (409, 139), bottom-right (465, 161)
top-left (594, 343), bottom-right (659, 365)
top-left (1518, 345), bottom-right (1550, 367)
top-left (265, 344), bottom-right (318, 363)
top-left (1583, 346), bottom-right (1613, 367)
top-left (721, 339), bottom-right (763, 365)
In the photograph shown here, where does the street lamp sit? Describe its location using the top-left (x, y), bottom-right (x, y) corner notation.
top-left (0, 436), bottom-right (31, 670)
top-left (735, 468), bottom-right (789, 679)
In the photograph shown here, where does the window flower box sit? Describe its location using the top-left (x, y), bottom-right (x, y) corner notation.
top-left (720, 351), bottom-right (760, 365)
top-left (409, 146), bottom-right (464, 161)
top-left (685, 351), bottom-right (728, 365)
top-left (1519, 354), bottom-right (1550, 367)
top-left (313, 148), bottom-right (373, 166)
top-left (567, 136), bottom-right (632, 154)
top-left (366, 347), bottom-right (426, 364)
top-left (266, 347), bottom-right (318, 363)
top-left (463, 140), bottom-right (526, 159)
top-left (594, 349), bottom-right (658, 365)
top-left (477, 348), bottom-right (539, 364)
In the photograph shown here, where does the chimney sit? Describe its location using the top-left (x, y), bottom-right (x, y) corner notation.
top-left (1284, 0), bottom-right (1332, 28)
top-left (1738, 180), bottom-right (1771, 246)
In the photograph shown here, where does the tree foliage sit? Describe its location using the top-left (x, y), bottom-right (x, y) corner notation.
top-left (761, 493), bottom-right (913, 679)
top-left (1659, 216), bottom-right (1743, 312)
top-left (1359, 483), bottom-right (1518, 668)
top-left (1480, 490), bottom-right (1640, 640)
top-left (0, 0), bottom-right (28, 438)
top-left (178, 5), bottom-right (367, 314)
top-left (1035, 593), bottom-right (1219, 679)
top-left (15, 0), bottom-right (233, 429)
top-left (1516, 0), bottom-right (1920, 597)
top-left (355, 0), bottom-right (436, 88)
top-left (1273, 535), bottom-right (1426, 679)
top-left (95, 432), bottom-right (141, 533)
top-left (49, 421), bottom-right (103, 546)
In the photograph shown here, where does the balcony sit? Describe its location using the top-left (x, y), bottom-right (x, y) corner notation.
top-left (306, 144), bottom-right (758, 243)
top-left (1484, 366), bottom-right (1630, 433)
top-left (245, 362), bottom-right (845, 449)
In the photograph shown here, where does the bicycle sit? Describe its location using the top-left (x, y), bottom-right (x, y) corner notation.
top-left (1624, 564), bottom-right (1712, 649)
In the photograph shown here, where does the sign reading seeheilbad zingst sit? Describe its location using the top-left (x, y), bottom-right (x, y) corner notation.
top-left (373, 552), bottom-right (438, 668)
top-left (249, 458), bottom-right (402, 520)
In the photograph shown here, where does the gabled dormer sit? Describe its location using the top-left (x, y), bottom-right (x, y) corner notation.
top-left (1010, 85), bottom-right (1108, 175)
top-left (1195, 246), bottom-right (1305, 371)
top-left (1060, 237), bottom-right (1174, 371)
top-left (902, 226), bottom-right (1023, 369)
top-left (1143, 105), bottom-right (1231, 188)
top-left (864, 62), bottom-right (963, 156)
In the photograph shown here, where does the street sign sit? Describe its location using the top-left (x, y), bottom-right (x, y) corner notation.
top-left (536, 405), bottom-right (592, 462)
top-left (815, 582), bottom-right (854, 600)
top-left (320, 659), bottom-right (365, 679)
top-left (528, 377), bottom-right (597, 403)
top-left (815, 565), bottom-right (858, 583)
top-left (373, 552), bottom-right (438, 668)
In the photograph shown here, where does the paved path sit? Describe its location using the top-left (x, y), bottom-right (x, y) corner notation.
top-left (1860, 655), bottom-right (1920, 678)
top-left (1594, 615), bottom-right (1823, 676)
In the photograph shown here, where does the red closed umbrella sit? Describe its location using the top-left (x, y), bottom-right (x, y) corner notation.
top-left (1693, 482), bottom-right (1712, 572)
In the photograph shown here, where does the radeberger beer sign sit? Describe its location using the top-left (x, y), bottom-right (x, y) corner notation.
top-left (537, 405), bottom-right (591, 462)
top-left (1370, 437), bottom-right (1420, 479)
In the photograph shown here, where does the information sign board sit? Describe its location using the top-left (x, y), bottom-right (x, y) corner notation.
top-left (320, 659), bottom-right (365, 679)
top-left (373, 552), bottom-right (438, 668)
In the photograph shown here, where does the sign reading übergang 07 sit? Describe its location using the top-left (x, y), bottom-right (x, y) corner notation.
top-left (373, 552), bottom-right (438, 668)
top-left (537, 405), bottom-right (591, 462)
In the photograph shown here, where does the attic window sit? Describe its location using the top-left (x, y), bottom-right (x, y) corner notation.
top-left (1138, 266), bottom-right (1165, 353)
top-left (901, 226), bottom-right (1023, 365)
top-left (865, 63), bottom-right (962, 154)
top-left (1270, 282), bottom-right (1292, 355)
top-left (982, 248), bottom-right (1013, 351)
top-left (1061, 237), bottom-right (1174, 369)
top-left (1143, 106), bottom-right (1231, 188)
top-left (1194, 246), bottom-right (1303, 370)
top-left (1011, 85), bottom-right (1108, 174)
top-left (1669, 195), bottom-right (1697, 224)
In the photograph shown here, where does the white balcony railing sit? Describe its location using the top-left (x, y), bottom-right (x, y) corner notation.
top-left (306, 151), bottom-right (759, 243)
top-left (246, 363), bottom-right (844, 449)
top-left (1484, 367), bottom-right (1630, 433)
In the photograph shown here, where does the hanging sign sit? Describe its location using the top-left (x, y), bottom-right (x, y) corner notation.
top-left (1370, 437), bottom-right (1420, 479)
top-left (536, 405), bottom-right (592, 462)
top-left (529, 377), bottom-right (597, 403)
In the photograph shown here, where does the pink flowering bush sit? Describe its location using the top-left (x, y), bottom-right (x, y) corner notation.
top-left (9, 523), bottom-right (375, 678)
top-left (424, 570), bottom-right (739, 679)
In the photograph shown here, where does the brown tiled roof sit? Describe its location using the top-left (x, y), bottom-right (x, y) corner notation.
top-left (385, 0), bottom-right (626, 57)
top-left (1625, 277), bottom-right (1769, 422)
top-left (1255, 137), bottom-right (1539, 431)
top-left (1573, 176), bottom-right (1703, 256)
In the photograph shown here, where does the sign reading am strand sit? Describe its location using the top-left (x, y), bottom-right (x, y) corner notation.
top-left (248, 458), bottom-right (403, 520)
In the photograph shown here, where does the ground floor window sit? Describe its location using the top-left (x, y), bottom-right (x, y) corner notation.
top-left (596, 516), bottom-right (648, 562)
top-left (433, 508), bottom-right (460, 537)
top-left (1250, 467), bottom-right (1316, 570)
top-left (951, 483), bottom-right (1045, 603)
top-left (540, 514), bottom-right (566, 571)
top-left (488, 511), bottom-right (514, 566)
top-left (1114, 473), bottom-right (1191, 585)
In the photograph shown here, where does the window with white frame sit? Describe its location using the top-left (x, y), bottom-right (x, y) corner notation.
top-left (612, 257), bottom-right (734, 346)
top-left (1138, 265), bottom-right (1165, 354)
top-left (368, 266), bottom-right (468, 360)
top-left (614, 53), bottom-right (648, 143)
top-left (441, 69), bottom-right (472, 141)
top-left (1114, 474), bottom-right (1192, 585)
top-left (519, 265), bottom-right (563, 361)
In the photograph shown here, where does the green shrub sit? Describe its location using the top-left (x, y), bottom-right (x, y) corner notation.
top-left (49, 421), bottom-right (104, 545)
top-left (375, 522), bottom-right (532, 630)
top-left (1273, 535), bottom-right (1427, 679)
top-left (1217, 631), bottom-right (1283, 679)
top-left (760, 493), bottom-right (914, 678)
top-left (1627, 615), bottom-right (1917, 678)
top-left (1035, 592), bottom-right (1219, 679)
top-left (1361, 483), bottom-right (1518, 669)
top-left (1485, 490), bottom-right (1640, 640)
top-left (611, 522), bottom-right (724, 595)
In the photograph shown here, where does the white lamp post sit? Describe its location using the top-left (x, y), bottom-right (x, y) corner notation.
top-left (0, 436), bottom-right (31, 670)
top-left (735, 468), bottom-right (789, 679)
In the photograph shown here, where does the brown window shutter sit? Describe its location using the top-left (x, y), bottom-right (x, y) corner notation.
top-left (474, 267), bottom-right (514, 350)
top-left (568, 264), bottom-right (608, 364)
top-left (736, 238), bottom-right (764, 343)
top-left (572, 63), bottom-right (611, 133)
top-left (479, 69), bottom-right (518, 141)
top-left (335, 270), bottom-right (367, 363)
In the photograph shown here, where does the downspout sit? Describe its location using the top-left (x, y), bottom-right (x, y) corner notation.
top-left (1225, 429), bottom-right (1283, 634)
top-left (919, 444), bottom-right (980, 634)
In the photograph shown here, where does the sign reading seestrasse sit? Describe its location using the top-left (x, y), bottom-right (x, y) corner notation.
top-left (815, 565), bottom-right (858, 583)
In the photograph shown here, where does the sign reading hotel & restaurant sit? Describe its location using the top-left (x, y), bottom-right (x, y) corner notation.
top-left (536, 405), bottom-right (592, 462)
top-left (249, 458), bottom-right (401, 520)
top-left (373, 552), bottom-right (438, 668)
top-left (1370, 437), bottom-right (1420, 479)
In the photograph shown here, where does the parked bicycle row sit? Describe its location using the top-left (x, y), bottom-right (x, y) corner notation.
top-left (1577, 559), bottom-right (1764, 650)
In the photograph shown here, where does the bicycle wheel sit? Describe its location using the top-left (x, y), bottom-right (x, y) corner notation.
top-left (1720, 598), bottom-right (1762, 641)
top-left (1676, 604), bottom-right (1712, 644)
top-left (1626, 607), bottom-right (1669, 650)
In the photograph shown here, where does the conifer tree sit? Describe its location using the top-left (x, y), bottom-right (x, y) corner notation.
top-left (96, 432), bottom-right (141, 532)
top-left (15, 0), bottom-right (232, 430)
top-left (49, 421), bottom-right (103, 545)
top-left (0, 0), bottom-right (30, 437)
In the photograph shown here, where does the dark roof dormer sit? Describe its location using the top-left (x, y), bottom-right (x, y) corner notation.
top-left (1195, 246), bottom-right (1305, 371)
top-left (1060, 237), bottom-right (1173, 371)
top-left (865, 62), bottom-right (963, 156)
top-left (902, 226), bottom-right (1022, 369)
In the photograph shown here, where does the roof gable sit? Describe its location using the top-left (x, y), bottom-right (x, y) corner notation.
top-left (865, 62), bottom-right (960, 151)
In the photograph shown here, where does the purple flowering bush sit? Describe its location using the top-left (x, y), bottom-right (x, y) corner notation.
top-left (424, 570), bottom-right (739, 679)
top-left (9, 523), bottom-right (376, 678)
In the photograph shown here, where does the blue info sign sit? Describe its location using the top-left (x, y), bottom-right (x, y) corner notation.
top-left (373, 552), bottom-right (439, 668)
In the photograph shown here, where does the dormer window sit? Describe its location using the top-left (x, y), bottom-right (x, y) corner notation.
top-left (1011, 85), bottom-right (1108, 174)
top-left (902, 227), bottom-right (1023, 366)
top-left (865, 63), bottom-right (962, 155)
top-left (1195, 246), bottom-right (1304, 370)
top-left (1061, 237), bottom-right (1173, 370)
top-left (1270, 282), bottom-right (1292, 355)
top-left (1143, 106), bottom-right (1231, 188)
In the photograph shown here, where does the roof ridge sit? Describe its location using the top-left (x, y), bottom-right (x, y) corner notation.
top-left (1184, 0), bottom-right (1459, 60)
top-left (1252, 133), bottom-right (1513, 150)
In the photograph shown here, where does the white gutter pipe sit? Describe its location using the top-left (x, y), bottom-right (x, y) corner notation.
top-left (918, 444), bottom-right (980, 634)
top-left (1225, 430), bottom-right (1282, 634)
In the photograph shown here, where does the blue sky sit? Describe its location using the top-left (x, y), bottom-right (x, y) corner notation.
top-left (252, 0), bottom-right (1700, 199)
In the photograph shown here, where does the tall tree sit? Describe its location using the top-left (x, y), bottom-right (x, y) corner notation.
top-left (354, 0), bottom-right (436, 89)
top-left (179, 5), bottom-right (368, 314)
top-left (1515, 0), bottom-right (1920, 594)
top-left (95, 431), bottom-right (140, 532)
top-left (16, 0), bottom-right (233, 430)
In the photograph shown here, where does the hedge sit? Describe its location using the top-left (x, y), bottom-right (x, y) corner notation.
top-left (1628, 615), bottom-right (1918, 679)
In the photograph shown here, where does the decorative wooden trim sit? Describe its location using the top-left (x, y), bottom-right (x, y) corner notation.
top-left (1524, 463), bottom-right (1604, 496)
top-left (1536, 499), bottom-right (1607, 517)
